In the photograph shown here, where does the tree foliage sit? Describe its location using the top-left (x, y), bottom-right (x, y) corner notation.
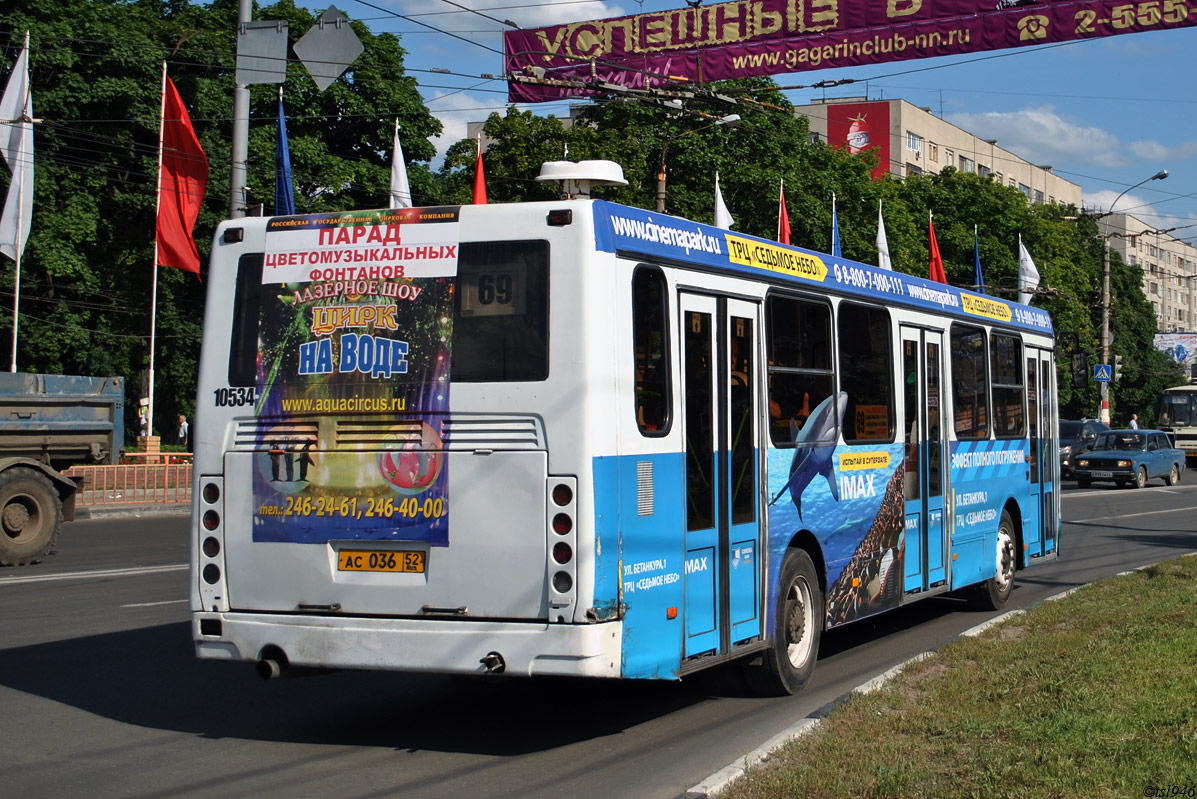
top-left (0, 0), bottom-right (438, 439)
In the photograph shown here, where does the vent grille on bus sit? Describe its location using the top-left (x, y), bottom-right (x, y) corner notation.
top-left (230, 415), bottom-right (544, 451)
top-left (637, 461), bottom-right (654, 516)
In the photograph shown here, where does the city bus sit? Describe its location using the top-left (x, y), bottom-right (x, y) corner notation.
top-left (190, 163), bottom-right (1060, 694)
top-left (1157, 380), bottom-right (1197, 464)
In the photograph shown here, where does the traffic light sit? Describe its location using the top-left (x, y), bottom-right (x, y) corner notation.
top-left (1114, 354), bottom-right (1124, 382)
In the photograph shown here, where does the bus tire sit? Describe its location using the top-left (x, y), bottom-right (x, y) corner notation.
top-left (743, 548), bottom-right (822, 696)
top-left (970, 511), bottom-right (1016, 611)
top-left (0, 467), bottom-right (63, 566)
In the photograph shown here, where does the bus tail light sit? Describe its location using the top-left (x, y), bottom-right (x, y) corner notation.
top-left (197, 476), bottom-right (228, 614)
top-left (546, 476), bottom-right (578, 618)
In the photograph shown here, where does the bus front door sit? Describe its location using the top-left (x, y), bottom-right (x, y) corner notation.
top-left (679, 293), bottom-right (763, 660)
top-left (901, 326), bottom-right (949, 595)
top-left (1026, 347), bottom-right (1058, 560)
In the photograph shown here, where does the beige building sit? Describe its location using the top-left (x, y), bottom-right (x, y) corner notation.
top-left (1104, 213), bottom-right (1197, 332)
top-left (793, 97), bottom-right (1082, 209)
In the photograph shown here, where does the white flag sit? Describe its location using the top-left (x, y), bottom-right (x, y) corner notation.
top-left (1018, 235), bottom-right (1039, 305)
top-left (389, 119), bottom-right (411, 209)
top-left (876, 200), bottom-right (892, 271)
top-left (0, 39), bottom-right (33, 261)
top-left (714, 172), bottom-right (734, 230)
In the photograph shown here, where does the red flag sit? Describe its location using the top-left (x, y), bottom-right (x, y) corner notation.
top-left (156, 75), bottom-right (208, 275)
top-left (472, 137), bottom-right (487, 205)
top-left (777, 183), bottom-right (791, 245)
top-left (928, 213), bottom-right (947, 284)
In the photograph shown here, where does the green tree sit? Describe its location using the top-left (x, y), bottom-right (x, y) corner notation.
top-left (0, 0), bottom-right (439, 439)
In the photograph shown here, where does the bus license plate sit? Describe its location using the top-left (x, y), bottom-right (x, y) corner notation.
top-left (1090, 470), bottom-right (1113, 478)
top-left (338, 550), bottom-right (425, 573)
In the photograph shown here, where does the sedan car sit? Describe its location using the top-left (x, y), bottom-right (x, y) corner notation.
top-left (1072, 429), bottom-right (1186, 489)
top-left (1059, 418), bottom-right (1109, 478)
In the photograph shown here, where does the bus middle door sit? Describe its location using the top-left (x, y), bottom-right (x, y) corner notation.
top-left (679, 294), bottom-right (763, 660)
top-left (901, 326), bottom-right (949, 595)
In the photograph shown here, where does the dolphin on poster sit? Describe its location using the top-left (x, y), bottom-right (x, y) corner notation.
top-left (769, 391), bottom-right (847, 520)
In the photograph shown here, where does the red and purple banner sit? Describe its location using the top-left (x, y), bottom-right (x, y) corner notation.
top-left (506, 0), bottom-right (1197, 102)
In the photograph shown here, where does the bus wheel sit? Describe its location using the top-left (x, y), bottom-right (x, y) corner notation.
top-left (1166, 464), bottom-right (1180, 486)
top-left (1134, 466), bottom-right (1148, 490)
top-left (0, 468), bottom-right (63, 566)
top-left (970, 511), bottom-right (1016, 611)
top-left (743, 548), bottom-right (822, 696)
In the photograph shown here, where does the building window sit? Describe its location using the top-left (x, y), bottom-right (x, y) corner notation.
top-left (928, 142), bottom-right (938, 162)
top-left (996, 171), bottom-right (1003, 183)
top-left (959, 155), bottom-right (975, 173)
top-left (1048, 195), bottom-right (1055, 204)
top-left (808, 132), bottom-right (821, 145)
top-left (1034, 190), bottom-right (1044, 204)
top-left (1018, 183), bottom-right (1031, 199)
top-left (979, 165), bottom-right (991, 178)
top-left (906, 163), bottom-right (923, 176)
top-left (907, 131), bottom-right (923, 151)
top-left (1009, 177), bottom-right (1017, 187)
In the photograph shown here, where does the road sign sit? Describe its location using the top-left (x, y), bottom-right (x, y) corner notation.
top-left (1094, 363), bottom-right (1112, 382)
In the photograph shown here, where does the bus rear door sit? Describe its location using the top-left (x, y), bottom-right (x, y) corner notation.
top-left (901, 326), bottom-right (949, 595)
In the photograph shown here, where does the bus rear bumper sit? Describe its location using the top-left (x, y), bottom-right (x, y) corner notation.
top-left (193, 612), bottom-right (623, 678)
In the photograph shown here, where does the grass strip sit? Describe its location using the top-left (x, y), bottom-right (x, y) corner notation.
top-left (725, 554), bottom-right (1197, 799)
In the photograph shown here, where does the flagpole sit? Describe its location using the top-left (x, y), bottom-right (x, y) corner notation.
top-left (148, 61), bottom-right (167, 441)
top-left (777, 179), bottom-right (783, 241)
top-left (8, 31), bottom-right (29, 373)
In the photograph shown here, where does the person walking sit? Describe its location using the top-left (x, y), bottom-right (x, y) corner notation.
top-left (1129, 413), bottom-right (1139, 429)
top-left (177, 414), bottom-right (191, 449)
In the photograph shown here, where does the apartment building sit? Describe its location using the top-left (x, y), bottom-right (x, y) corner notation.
top-left (793, 97), bottom-right (1082, 209)
top-left (1105, 213), bottom-right (1197, 332)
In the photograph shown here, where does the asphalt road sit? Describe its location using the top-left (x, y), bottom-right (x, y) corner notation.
top-left (2, 482), bottom-right (1194, 799)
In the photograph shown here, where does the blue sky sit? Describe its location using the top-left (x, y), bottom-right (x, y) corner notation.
top-left (335, 1), bottom-right (1197, 241)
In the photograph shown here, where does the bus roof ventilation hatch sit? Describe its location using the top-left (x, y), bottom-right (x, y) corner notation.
top-left (536, 160), bottom-right (627, 200)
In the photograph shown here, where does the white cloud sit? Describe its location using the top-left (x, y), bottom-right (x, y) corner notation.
top-left (1082, 189), bottom-right (1157, 217)
top-left (425, 91), bottom-right (501, 166)
top-left (946, 106), bottom-right (1128, 169)
top-left (1129, 139), bottom-right (1197, 162)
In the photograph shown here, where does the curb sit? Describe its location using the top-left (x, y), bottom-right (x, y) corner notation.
top-left (75, 504), bottom-right (190, 520)
top-left (684, 555), bottom-right (1197, 798)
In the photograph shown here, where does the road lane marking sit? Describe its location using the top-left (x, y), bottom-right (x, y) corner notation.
top-left (0, 564), bottom-right (187, 586)
top-left (122, 599), bottom-right (189, 608)
top-left (1067, 506), bottom-right (1196, 524)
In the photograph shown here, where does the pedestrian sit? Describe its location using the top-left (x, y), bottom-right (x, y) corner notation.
top-left (1129, 413), bottom-right (1139, 429)
top-left (177, 414), bottom-right (191, 449)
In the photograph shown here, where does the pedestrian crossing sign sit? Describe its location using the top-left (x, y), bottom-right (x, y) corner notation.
top-left (1094, 363), bottom-right (1112, 382)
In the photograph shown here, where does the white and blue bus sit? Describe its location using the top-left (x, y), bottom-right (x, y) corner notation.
top-left (191, 164), bottom-right (1060, 694)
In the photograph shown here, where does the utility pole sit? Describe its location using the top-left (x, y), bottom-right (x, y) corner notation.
top-left (229, 0), bottom-right (251, 218)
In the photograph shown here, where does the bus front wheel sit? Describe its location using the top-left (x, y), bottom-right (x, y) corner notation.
top-left (743, 548), bottom-right (822, 696)
top-left (970, 511), bottom-right (1016, 611)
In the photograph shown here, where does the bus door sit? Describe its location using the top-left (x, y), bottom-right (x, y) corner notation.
top-left (901, 326), bottom-right (949, 595)
top-left (1026, 347), bottom-right (1058, 560)
top-left (679, 293), bottom-right (763, 659)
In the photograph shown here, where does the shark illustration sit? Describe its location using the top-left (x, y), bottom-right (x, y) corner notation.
top-left (769, 391), bottom-right (847, 520)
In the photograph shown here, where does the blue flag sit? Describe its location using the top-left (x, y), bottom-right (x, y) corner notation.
top-left (973, 224), bottom-right (986, 293)
top-left (275, 90), bottom-right (295, 216)
top-left (831, 193), bottom-right (842, 257)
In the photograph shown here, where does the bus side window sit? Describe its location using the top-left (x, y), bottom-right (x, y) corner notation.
top-left (632, 266), bottom-right (671, 435)
top-left (229, 254), bottom-right (264, 387)
top-left (951, 324), bottom-right (990, 439)
top-left (836, 303), bottom-right (894, 443)
top-left (765, 294), bottom-right (834, 446)
top-left (990, 333), bottom-right (1025, 438)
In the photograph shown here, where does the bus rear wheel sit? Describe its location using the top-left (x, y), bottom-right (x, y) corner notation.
top-left (743, 548), bottom-right (822, 696)
top-left (0, 468), bottom-right (63, 566)
top-left (970, 511), bottom-right (1016, 611)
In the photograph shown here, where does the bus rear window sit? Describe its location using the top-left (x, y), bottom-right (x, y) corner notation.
top-left (229, 253), bottom-right (263, 387)
top-left (452, 241), bottom-right (549, 382)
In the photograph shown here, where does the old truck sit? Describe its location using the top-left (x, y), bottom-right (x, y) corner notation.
top-left (0, 373), bottom-right (125, 565)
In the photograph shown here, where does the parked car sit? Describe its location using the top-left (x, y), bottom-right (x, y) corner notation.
top-left (1059, 418), bottom-right (1109, 478)
top-left (1072, 429), bottom-right (1186, 489)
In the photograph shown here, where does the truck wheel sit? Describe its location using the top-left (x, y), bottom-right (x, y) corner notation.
top-left (0, 468), bottom-right (63, 566)
top-left (970, 511), bottom-right (1016, 611)
top-left (1165, 464), bottom-right (1180, 486)
top-left (742, 548), bottom-right (823, 696)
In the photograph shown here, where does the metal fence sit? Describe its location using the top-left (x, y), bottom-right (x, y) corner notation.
top-left (65, 458), bottom-right (192, 506)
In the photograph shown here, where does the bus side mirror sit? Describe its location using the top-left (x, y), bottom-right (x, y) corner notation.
top-left (1071, 353), bottom-right (1089, 389)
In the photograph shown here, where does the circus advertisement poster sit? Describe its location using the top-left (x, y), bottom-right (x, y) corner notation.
top-left (827, 101), bottom-right (891, 179)
top-left (1155, 332), bottom-right (1197, 373)
top-left (252, 206), bottom-right (461, 546)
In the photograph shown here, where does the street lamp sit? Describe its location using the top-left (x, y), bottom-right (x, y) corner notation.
top-left (1098, 168), bottom-right (1168, 423)
top-left (656, 114), bottom-right (742, 213)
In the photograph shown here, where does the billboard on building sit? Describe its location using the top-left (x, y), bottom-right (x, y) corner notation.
top-left (1155, 332), bottom-right (1197, 374)
top-left (826, 101), bottom-right (891, 179)
top-left (506, 0), bottom-right (1197, 102)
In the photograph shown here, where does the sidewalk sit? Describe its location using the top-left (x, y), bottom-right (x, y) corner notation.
top-left (75, 502), bottom-right (190, 519)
